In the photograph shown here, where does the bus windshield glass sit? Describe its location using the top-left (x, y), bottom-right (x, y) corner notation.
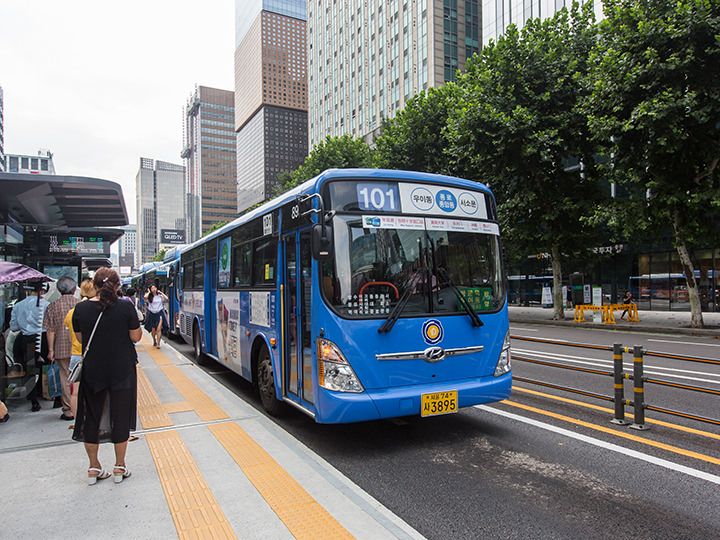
top-left (322, 215), bottom-right (505, 318)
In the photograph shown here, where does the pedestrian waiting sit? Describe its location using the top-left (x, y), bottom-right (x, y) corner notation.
top-left (44, 276), bottom-right (78, 421)
top-left (9, 282), bottom-right (49, 412)
top-left (72, 268), bottom-right (141, 485)
top-left (64, 278), bottom-right (96, 420)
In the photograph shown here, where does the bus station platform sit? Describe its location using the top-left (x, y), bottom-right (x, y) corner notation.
top-left (0, 336), bottom-right (424, 540)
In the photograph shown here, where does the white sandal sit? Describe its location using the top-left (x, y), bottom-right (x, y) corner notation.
top-left (87, 467), bottom-right (111, 486)
top-left (113, 465), bottom-right (132, 484)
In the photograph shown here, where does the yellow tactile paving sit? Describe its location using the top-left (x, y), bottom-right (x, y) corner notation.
top-left (160, 365), bottom-right (229, 422)
top-left (137, 367), bottom-right (174, 429)
top-left (164, 401), bottom-right (193, 414)
top-left (146, 430), bottom-right (236, 540)
top-left (209, 422), bottom-right (355, 540)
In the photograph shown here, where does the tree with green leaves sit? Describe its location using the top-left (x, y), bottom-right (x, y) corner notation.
top-left (447, 3), bottom-right (600, 319)
top-left (374, 84), bottom-right (459, 173)
top-left (203, 220), bottom-right (229, 237)
top-left (280, 135), bottom-right (374, 192)
top-left (586, 0), bottom-right (720, 328)
top-left (151, 248), bottom-right (167, 262)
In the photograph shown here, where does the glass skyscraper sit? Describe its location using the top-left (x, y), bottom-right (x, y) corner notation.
top-left (234, 0), bottom-right (308, 213)
top-left (481, 0), bottom-right (602, 46)
top-left (307, 0), bottom-right (482, 147)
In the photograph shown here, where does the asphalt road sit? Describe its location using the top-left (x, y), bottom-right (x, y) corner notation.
top-left (164, 324), bottom-right (720, 540)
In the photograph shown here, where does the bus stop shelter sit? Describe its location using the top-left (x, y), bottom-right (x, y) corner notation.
top-left (0, 172), bottom-right (128, 282)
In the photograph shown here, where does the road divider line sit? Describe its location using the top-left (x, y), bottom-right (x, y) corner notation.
top-left (146, 429), bottom-right (236, 539)
top-left (648, 339), bottom-right (720, 348)
top-left (136, 367), bottom-right (174, 429)
top-left (495, 400), bottom-right (720, 466)
top-left (513, 348), bottom-right (720, 384)
top-left (476, 405), bottom-right (720, 485)
top-left (210, 422), bottom-right (354, 540)
top-left (512, 385), bottom-right (720, 441)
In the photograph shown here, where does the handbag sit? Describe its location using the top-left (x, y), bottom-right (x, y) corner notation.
top-left (68, 310), bottom-right (103, 384)
top-left (46, 363), bottom-right (62, 399)
top-left (133, 298), bottom-right (144, 323)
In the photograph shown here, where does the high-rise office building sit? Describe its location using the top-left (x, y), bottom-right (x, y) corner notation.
top-left (116, 224), bottom-right (137, 270)
top-left (135, 158), bottom-right (186, 265)
top-left (6, 149), bottom-right (56, 175)
top-left (0, 86), bottom-right (5, 172)
top-left (307, 1), bottom-right (482, 146)
top-left (481, 0), bottom-right (602, 46)
top-left (182, 86), bottom-right (237, 242)
top-left (234, 0), bottom-right (308, 213)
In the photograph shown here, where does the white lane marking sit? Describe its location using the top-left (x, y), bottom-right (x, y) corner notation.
top-left (476, 405), bottom-right (720, 486)
top-left (648, 339), bottom-right (720, 348)
top-left (513, 348), bottom-right (720, 384)
top-left (509, 327), bottom-right (540, 332)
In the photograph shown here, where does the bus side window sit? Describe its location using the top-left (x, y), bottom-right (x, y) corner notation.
top-left (182, 263), bottom-right (193, 289)
top-left (192, 260), bottom-right (204, 289)
top-left (232, 244), bottom-right (251, 287)
top-left (252, 239), bottom-right (277, 286)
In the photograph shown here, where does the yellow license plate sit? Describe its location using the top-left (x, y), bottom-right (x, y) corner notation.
top-left (421, 390), bottom-right (458, 417)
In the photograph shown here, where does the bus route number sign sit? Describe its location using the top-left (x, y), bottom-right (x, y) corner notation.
top-left (357, 183), bottom-right (400, 212)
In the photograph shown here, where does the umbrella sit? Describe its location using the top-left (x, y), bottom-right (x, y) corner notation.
top-left (0, 262), bottom-right (52, 285)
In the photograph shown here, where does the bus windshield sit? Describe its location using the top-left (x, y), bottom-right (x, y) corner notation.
top-left (322, 215), bottom-right (505, 318)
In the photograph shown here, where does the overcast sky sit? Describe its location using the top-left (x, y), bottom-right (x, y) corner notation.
top-left (0, 0), bottom-right (235, 224)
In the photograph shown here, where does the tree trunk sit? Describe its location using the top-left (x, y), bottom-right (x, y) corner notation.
top-left (550, 244), bottom-right (565, 320)
top-left (672, 211), bottom-right (704, 328)
top-left (675, 242), bottom-right (704, 328)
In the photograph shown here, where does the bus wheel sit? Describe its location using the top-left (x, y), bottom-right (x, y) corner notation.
top-left (256, 345), bottom-right (285, 416)
top-left (193, 323), bottom-right (209, 366)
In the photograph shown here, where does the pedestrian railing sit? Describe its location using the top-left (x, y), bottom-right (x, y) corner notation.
top-left (510, 335), bottom-right (720, 429)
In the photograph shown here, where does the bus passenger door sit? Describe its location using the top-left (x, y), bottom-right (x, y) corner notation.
top-left (282, 231), bottom-right (314, 406)
top-left (206, 258), bottom-right (217, 356)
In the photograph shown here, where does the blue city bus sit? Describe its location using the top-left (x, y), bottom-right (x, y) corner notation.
top-left (130, 256), bottom-right (183, 339)
top-left (178, 169), bottom-right (511, 423)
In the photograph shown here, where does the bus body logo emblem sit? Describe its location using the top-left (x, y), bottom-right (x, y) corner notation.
top-left (422, 319), bottom-right (443, 345)
top-left (423, 346), bottom-right (446, 363)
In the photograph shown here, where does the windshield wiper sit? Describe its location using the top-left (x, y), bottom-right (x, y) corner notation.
top-left (437, 268), bottom-right (484, 327)
top-left (378, 268), bottom-right (425, 334)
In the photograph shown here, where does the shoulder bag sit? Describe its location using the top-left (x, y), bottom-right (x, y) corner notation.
top-left (68, 310), bottom-right (104, 383)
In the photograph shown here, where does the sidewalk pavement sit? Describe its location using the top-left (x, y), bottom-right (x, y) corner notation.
top-left (0, 336), bottom-right (425, 540)
top-left (509, 305), bottom-right (720, 337)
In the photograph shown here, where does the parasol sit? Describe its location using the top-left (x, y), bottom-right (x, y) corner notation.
top-left (0, 262), bottom-right (53, 285)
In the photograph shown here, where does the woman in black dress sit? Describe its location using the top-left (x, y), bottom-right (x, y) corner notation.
top-left (72, 268), bottom-right (141, 485)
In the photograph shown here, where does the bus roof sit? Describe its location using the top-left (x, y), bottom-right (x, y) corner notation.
top-left (183, 168), bottom-right (493, 253)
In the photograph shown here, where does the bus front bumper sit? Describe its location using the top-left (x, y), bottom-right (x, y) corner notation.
top-left (313, 372), bottom-right (512, 424)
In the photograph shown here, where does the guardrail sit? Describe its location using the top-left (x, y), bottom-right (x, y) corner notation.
top-left (510, 335), bottom-right (720, 429)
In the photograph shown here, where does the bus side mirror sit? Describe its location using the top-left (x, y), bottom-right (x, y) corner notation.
top-left (312, 223), bottom-right (333, 260)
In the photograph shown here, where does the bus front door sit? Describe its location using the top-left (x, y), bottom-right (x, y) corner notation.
top-left (282, 232), bottom-right (314, 406)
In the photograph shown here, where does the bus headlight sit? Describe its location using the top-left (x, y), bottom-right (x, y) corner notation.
top-left (317, 339), bottom-right (364, 393)
top-left (494, 332), bottom-right (511, 377)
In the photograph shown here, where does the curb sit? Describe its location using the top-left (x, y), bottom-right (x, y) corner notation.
top-left (509, 317), bottom-right (720, 338)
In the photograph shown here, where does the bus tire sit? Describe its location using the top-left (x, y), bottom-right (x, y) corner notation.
top-left (256, 345), bottom-right (285, 416)
top-left (193, 322), bottom-right (209, 366)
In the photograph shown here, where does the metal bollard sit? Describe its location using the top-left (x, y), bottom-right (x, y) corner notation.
top-left (630, 345), bottom-right (650, 430)
top-left (610, 343), bottom-right (630, 425)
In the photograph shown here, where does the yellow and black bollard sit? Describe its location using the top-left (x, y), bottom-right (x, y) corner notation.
top-left (630, 345), bottom-right (650, 431)
top-left (610, 343), bottom-right (630, 425)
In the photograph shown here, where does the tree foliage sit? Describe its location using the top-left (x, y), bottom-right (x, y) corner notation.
top-left (447, 4), bottom-right (600, 318)
top-left (203, 220), bottom-right (228, 237)
top-left (586, 0), bottom-right (720, 327)
top-left (151, 248), bottom-right (167, 262)
top-left (374, 84), bottom-right (459, 173)
top-left (280, 135), bottom-right (374, 191)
